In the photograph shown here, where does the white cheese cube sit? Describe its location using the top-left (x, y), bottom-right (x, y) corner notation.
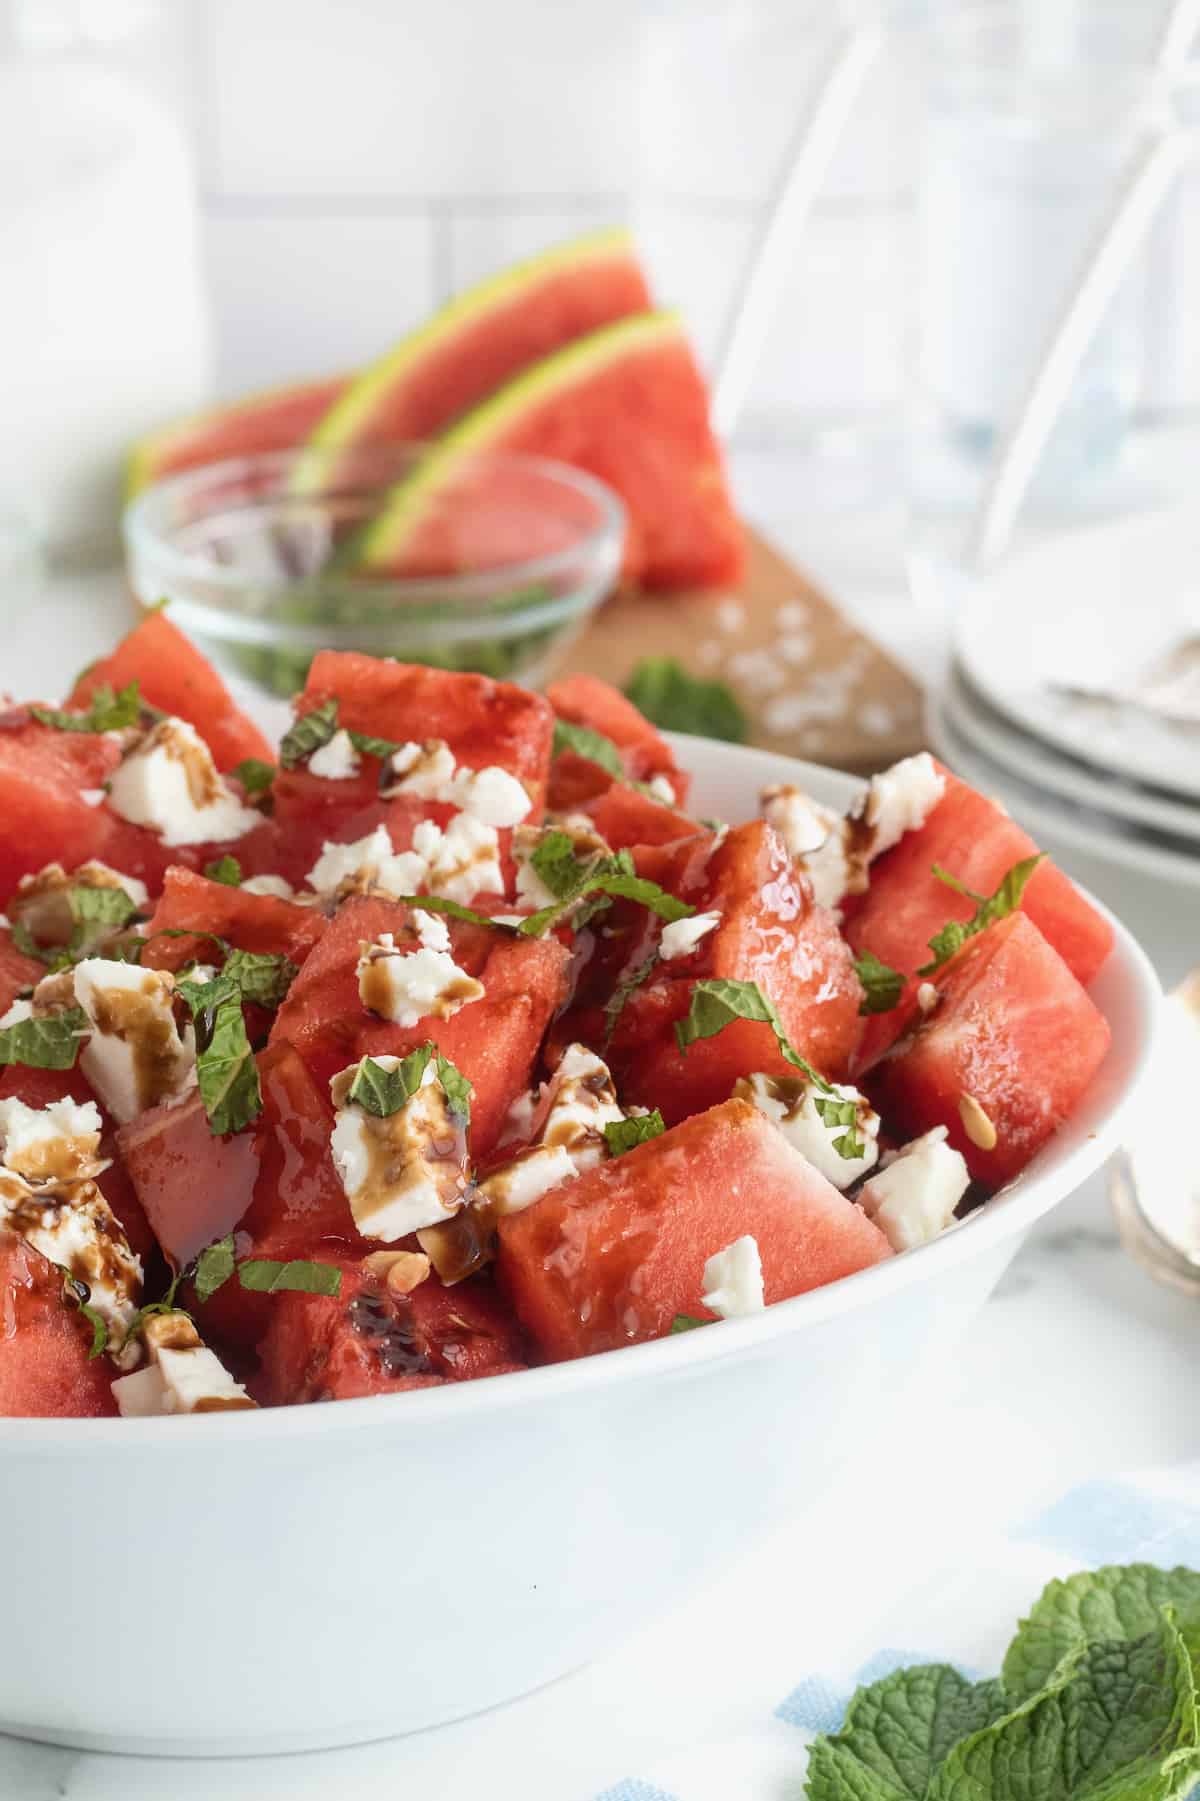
top-left (760, 785), bottom-right (850, 910)
top-left (701, 1234), bottom-right (765, 1318)
top-left (442, 764), bottom-right (531, 828)
top-left (107, 717), bottom-right (260, 847)
top-left (307, 728), bottom-right (362, 781)
top-left (241, 873), bottom-right (296, 899)
top-left (0, 1170), bottom-right (142, 1341)
top-left (0, 1095), bottom-right (104, 1183)
top-left (356, 931), bottom-right (483, 1028)
top-left (658, 910), bottom-right (720, 961)
top-left (74, 959), bottom-right (195, 1124)
top-left (735, 1071), bottom-right (880, 1189)
top-left (540, 1043), bottom-right (624, 1171)
top-left (860, 752), bottom-right (945, 859)
top-left (156, 1343), bottom-right (256, 1412)
top-left (476, 1142), bottom-right (578, 1216)
top-left (330, 1061), bottom-right (470, 1240)
top-left (857, 1126), bottom-right (969, 1252)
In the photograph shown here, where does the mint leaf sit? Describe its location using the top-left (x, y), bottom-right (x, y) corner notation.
top-left (624, 656), bottom-right (747, 744)
top-left (391, 895), bottom-right (504, 930)
top-left (604, 1111), bottom-right (665, 1156)
top-left (346, 1046), bottom-right (434, 1118)
top-left (1004, 1566), bottom-right (1200, 1703)
top-left (0, 1006), bottom-right (87, 1070)
top-left (222, 948), bottom-right (298, 1010)
top-left (918, 855), bottom-right (1046, 976)
top-left (121, 1268), bottom-right (187, 1346)
top-left (175, 973), bottom-right (262, 1136)
top-left (231, 757), bottom-right (275, 797)
top-left (854, 950), bottom-right (905, 1016)
top-left (193, 1235), bottom-right (237, 1304)
top-left (551, 718), bottom-right (624, 779)
top-left (238, 1259), bottom-right (342, 1297)
top-left (57, 1266), bottom-right (109, 1358)
top-left (347, 728), bottom-right (403, 762)
top-left (927, 1613), bottom-right (1200, 1800)
top-left (435, 1053), bottom-right (472, 1127)
top-left (530, 830), bottom-right (590, 900)
top-left (279, 696), bottom-right (339, 769)
top-left (806, 1664), bottom-right (1008, 1801)
top-left (31, 679), bottom-right (142, 735)
top-left (16, 885), bottom-right (142, 969)
top-left (602, 953), bottom-right (658, 1047)
top-left (669, 1314), bottom-right (708, 1334)
top-left (518, 840), bottom-right (692, 938)
top-left (204, 855), bottom-right (242, 886)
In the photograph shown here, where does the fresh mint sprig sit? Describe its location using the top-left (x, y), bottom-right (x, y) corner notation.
top-left (551, 718), bottom-right (624, 779)
top-left (175, 973), bottom-right (262, 1136)
top-left (31, 680), bottom-right (143, 735)
top-left (624, 656), bottom-right (747, 744)
top-left (518, 834), bottom-right (693, 938)
top-left (917, 855), bottom-right (1046, 976)
top-left (853, 950), bottom-right (905, 1016)
top-left (0, 1007), bottom-right (88, 1071)
top-left (604, 1112), bottom-right (665, 1156)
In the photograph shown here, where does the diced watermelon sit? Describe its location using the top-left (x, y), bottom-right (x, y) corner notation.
top-left (546, 674), bottom-right (688, 811)
top-left (0, 714), bottom-right (121, 901)
top-left (269, 895), bottom-right (569, 1157)
top-left (298, 652), bottom-right (555, 818)
top-left (140, 868), bottom-right (325, 974)
top-left (0, 929), bottom-right (42, 1014)
top-left (118, 1085), bottom-right (259, 1271)
top-left (600, 822), bottom-right (863, 1124)
top-left (844, 765), bottom-right (1114, 990)
top-left (497, 1097), bottom-right (892, 1360)
top-left (866, 912), bottom-right (1112, 1189)
top-left (0, 1066), bottom-right (156, 1264)
top-left (67, 612), bottom-right (274, 774)
top-left (253, 1258), bottom-right (525, 1405)
top-left (0, 1235), bottom-right (118, 1417)
top-left (585, 781), bottom-right (697, 851)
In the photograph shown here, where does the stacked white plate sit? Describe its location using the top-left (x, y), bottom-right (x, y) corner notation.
top-left (924, 510), bottom-right (1200, 891)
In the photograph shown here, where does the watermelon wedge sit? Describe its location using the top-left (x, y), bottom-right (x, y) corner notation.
top-left (304, 227), bottom-right (652, 473)
top-left (351, 311), bottom-right (744, 592)
top-left (126, 373), bottom-right (349, 498)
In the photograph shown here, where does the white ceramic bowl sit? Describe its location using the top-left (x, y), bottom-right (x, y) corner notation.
top-left (0, 739), bottom-right (1159, 1757)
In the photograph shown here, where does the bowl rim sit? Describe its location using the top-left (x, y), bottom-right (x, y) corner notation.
top-left (122, 444), bottom-right (628, 612)
top-left (0, 742), bottom-right (1161, 1453)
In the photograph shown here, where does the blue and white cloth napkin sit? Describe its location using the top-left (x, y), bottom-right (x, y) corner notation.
top-left (592, 1463), bottom-right (1200, 1801)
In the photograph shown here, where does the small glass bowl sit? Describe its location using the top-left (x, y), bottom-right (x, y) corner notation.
top-left (122, 446), bottom-right (625, 699)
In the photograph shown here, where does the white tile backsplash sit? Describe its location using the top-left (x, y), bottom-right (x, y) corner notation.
top-left (204, 212), bottom-right (437, 395)
top-left (444, 205), bottom-right (629, 299)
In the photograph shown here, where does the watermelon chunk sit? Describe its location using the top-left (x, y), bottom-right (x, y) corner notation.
top-left (140, 867), bottom-right (325, 974)
top-left (305, 228), bottom-right (651, 473)
top-left (0, 928), bottom-right (42, 1015)
top-left (867, 912), bottom-right (1112, 1189)
top-left (0, 1235), bottom-right (118, 1417)
top-left (596, 822), bottom-right (863, 1124)
top-left (254, 1258), bottom-right (525, 1405)
top-left (0, 713), bottom-right (121, 901)
top-left (497, 1097), bottom-right (891, 1360)
top-left (126, 373), bottom-right (350, 497)
top-left (354, 312), bottom-right (744, 593)
top-left (585, 781), bottom-right (696, 851)
top-left (68, 612), bottom-right (274, 774)
top-left (546, 673), bottom-right (689, 811)
top-left (269, 895), bottom-right (570, 1157)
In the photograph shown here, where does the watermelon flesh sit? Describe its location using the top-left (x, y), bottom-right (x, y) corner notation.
top-left (306, 227), bottom-right (652, 470)
top-left (126, 373), bottom-right (349, 497)
top-left (353, 312), bottom-right (744, 593)
top-left (497, 1097), bottom-right (892, 1361)
top-left (546, 673), bottom-right (689, 810)
top-left (0, 1236), bottom-right (118, 1417)
top-left (866, 912), bottom-right (1112, 1189)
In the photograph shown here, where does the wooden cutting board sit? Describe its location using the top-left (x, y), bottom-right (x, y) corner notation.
top-left (547, 527), bottom-right (924, 775)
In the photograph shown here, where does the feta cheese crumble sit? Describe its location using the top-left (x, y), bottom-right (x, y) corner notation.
top-left (307, 728), bottom-right (361, 781)
top-left (539, 1043), bottom-right (625, 1172)
top-left (305, 815), bottom-right (504, 906)
top-left (10, 861), bottom-right (148, 949)
top-left (356, 924), bottom-right (484, 1028)
top-left (857, 1126), bottom-right (970, 1252)
top-left (659, 910), bottom-right (720, 961)
top-left (734, 1071), bottom-right (880, 1189)
top-left (383, 739), bottom-right (457, 800)
top-left (383, 738), bottom-right (531, 827)
top-left (329, 1058), bottom-right (471, 1240)
top-left (107, 717), bottom-right (261, 847)
top-left (73, 959), bottom-right (195, 1124)
top-left (111, 1312), bottom-right (255, 1414)
top-left (476, 1141), bottom-right (578, 1216)
top-left (760, 752), bottom-right (946, 911)
top-left (0, 998), bottom-right (32, 1028)
top-left (240, 874), bottom-right (296, 900)
top-left (701, 1235), bottom-right (765, 1318)
top-left (0, 1095), bottom-right (104, 1184)
top-left (647, 774), bottom-right (676, 804)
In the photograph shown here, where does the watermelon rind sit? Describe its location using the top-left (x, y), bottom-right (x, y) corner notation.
top-left (125, 372), bottom-right (349, 500)
top-left (349, 309), bottom-right (681, 570)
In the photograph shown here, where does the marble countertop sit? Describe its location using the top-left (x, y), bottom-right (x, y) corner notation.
top-left (3, 492), bottom-right (1197, 1800)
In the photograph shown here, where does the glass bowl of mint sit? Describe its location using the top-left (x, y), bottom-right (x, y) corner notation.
top-left (123, 445), bottom-right (625, 699)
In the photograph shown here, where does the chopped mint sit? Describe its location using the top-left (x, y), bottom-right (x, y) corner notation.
top-left (204, 855), bottom-right (242, 886)
top-left (1003, 1563), bottom-right (1200, 1702)
top-left (918, 855), bottom-right (1046, 976)
top-left (222, 948), bottom-right (298, 1011)
top-left (604, 1111), bottom-right (665, 1156)
top-left (231, 757), bottom-right (276, 797)
top-left (519, 840), bottom-right (692, 938)
top-left (0, 1006), bottom-right (87, 1070)
top-left (806, 1664), bottom-right (1008, 1801)
top-left (392, 894), bottom-right (509, 930)
top-left (669, 1314), bottom-right (708, 1334)
top-left (602, 953), bottom-right (659, 1048)
top-left (551, 718), bottom-right (624, 779)
top-left (175, 973), bottom-right (262, 1136)
top-left (31, 679), bottom-right (143, 735)
top-left (854, 950), bottom-right (905, 1016)
top-left (529, 830), bottom-right (589, 900)
top-left (57, 1266), bottom-right (109, 1359)
top-left (347, 728), bottom-right (403, 762)
top-left (624, 656), bottom-right (747, 744)
top-left (346, 1046), bottom-right (434, 1118)
top-left (674, 978), bottom-right (864, 1159)
top-left (435, 1053), bottom-right (472, 1128)
top-left (238, 1259), bottom-right (342, 1297)
top-left (14, 883), bottom-right (141, 970)
top-left (193, 1235), bottom-right (237, 1304)
top-left (279, 696), bottom-right (339, 769)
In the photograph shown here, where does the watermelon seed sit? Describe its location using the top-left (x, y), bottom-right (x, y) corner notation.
top-left (958, 1093), bottom-right (997, 1152)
